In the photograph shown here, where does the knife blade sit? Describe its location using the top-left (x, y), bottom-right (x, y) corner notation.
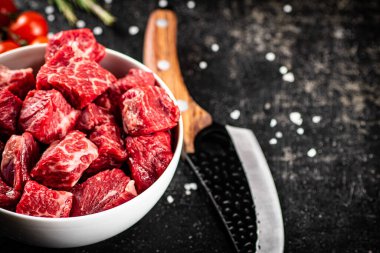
top-left (143, 9), bottom-right (284, 253)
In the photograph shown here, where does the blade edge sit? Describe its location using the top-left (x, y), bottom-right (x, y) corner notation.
top-left (226, 125), bottom-right (284, 253)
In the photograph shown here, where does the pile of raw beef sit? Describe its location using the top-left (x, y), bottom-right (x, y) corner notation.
top-left (0, 29), bottom-right (180, 218)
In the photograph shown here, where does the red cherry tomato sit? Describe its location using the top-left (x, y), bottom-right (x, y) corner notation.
top-left (30, 36), bottom-right (49, 45)
top-left (9, 11), bottom-right (48, 44)
top-left (0, 0), bottom-right (18, 27)
top-left (0, 40), bottom-right (19, 54)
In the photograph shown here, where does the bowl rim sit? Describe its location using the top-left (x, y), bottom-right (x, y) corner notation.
top-left (0, 44), bottom-right (184, 222)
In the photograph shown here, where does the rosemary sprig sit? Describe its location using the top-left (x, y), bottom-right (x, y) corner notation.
top-left (52, 0), bottom-right (116, 26)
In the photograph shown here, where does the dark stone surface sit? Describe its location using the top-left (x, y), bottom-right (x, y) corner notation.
top-left (1, 0), bottom-right (379, 252)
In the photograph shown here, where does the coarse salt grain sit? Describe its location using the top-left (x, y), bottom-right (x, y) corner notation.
top-left (283, 4), bottom-right (293, 13)
top-left (199, 61), bottom-right (208, 69)
top-left (275, 131), bottom-right (283, 138)
top-left (105, 0), bottom-right (113, 3)
top-left (211, 43), bottom-right (220, 52)
top-left (312, 116), bottom-right (322, 123)
top-left (45, 6), bottom-right (54, 14)
top-left (93, 26), bottom-right (103, 36)
top-left (128, 26), bottom-right (139, 35)
top-left (307, 148), bottom-right (317, 157)
top-left (264, 102), bottom-right (271, 110)
top-left (279, 66), bottom-right (288, 74)
top-left (296, 128), bottom-right (304, 135)
top-left (283, 72), bottom-right (295, 82)
top-left (230, 110), bottom-right (240, 120)
top-left (289, 112), bottom-right (302, 125)
top-left (76, 20), bottom-right (86, 28)
top-left (167, 195), bottom-right (174, 204)
top-left (184, 183), bottom-right (198, 191)
top-left (47, 14), bottom-right (55, 22)
top-left (158, 0), bottom-right (168, 7)
top-left (187, 1), bottom-right (196, 9)
top-left (269, 138), bottom-right (277, 145)
top-left (270, 119), bottom-right (277, 127)
top-left (265, 52), bottom-right (276, 61)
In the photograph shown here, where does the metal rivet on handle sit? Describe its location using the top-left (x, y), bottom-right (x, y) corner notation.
top-left (156, 18), bottom-right (168, 28)
top-left (157, 60), bottom-right (170, 71)
top-left (177, 100), bottom-right (189, 112)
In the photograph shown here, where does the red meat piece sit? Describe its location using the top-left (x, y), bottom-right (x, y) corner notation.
top-left (126, 131), bottom-right (173, 193)
top-left (86, 122), bottom-right (127, 176)
top-left (0, 89), bottom-right (22, 136)
top-left (71, 169), bottom-right (137, 217)
top-left (36, 44), bottom-right (116, 109)
top-left (0, 179), bottom-right (21, 210)
top-left (30, 131), bottom-right (98, 190)
top-left (96, 69), bottom-right (155, 117)
top-left (45, 28), bottom-right (105, 62)
top-left (0, 141), bottom-right (4, 156)
top-left (16, 180), bottom-right (73, 218)
top-left (112, 68), bottom-right (155, 96)
top-left (76, 103), bottom-right (114, 132)
top-left (19, 89), bottom-right (80, 144)
top-left (120, 86), bottom-right (180, 136)
top-left (0, 64), bottom-right (35, 99)
top-left (1, 132), bottom-right (39, 192)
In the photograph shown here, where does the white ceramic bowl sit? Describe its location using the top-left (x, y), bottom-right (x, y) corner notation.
top-left (0, 45), bottom-right (183, 248)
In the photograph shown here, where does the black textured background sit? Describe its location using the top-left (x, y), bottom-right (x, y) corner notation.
top-left (1, 0), bottom-right (379, 252)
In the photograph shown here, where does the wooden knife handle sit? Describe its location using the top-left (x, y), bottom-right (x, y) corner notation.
top-left (144, 9), bottom-right (212, 154)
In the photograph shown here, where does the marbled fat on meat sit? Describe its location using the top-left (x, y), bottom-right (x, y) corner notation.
top-left (45, 28), bottom-right (105, 62)
top-left (16, 180), bottom-right (73, 218)
top-left (36, 44), bottom-right (116, 109)
top-left (121, 86), bottom-right (180, 136)
top-left (19, 89), bottom-right (80, 144)
top-left (30, 131), bottom-right (98, 190)
top-left (0, 89), bottom-right (22, 136)
top-left (71, 169), bottom-right (137, 216)
top-left (76, 103), bottom-right (115, 132)
top-left (0, 65), bottom-right (35, 99)
top-left (126, 131), bottom-right (173, 193)
top-left (0, 132), bottom-right (39, 192)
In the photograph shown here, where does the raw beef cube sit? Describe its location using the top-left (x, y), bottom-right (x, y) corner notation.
top-left (1, 132), bottom-right (39, 192)
top-left (0, 89), bottom-right (22, 136)
top-left (45, 28), bottom-right (105, 62)
top-left (112, 68), bottom-right (155, 96)
top-left (86, 122), bottom-right (127, 176)
top-left (16, 180), bottom-right (73, 218)
top-left (19, 89), bottom-right (80, 144)
top-left (126, 131), bottom-right (173, 193)
top-left (30, 131), bottom-right (98, 190)
top-left (0, 141), bottom-right (4, 156)
top-left (121, 86), bottom-right (180, 136)
top-left (37, 44), bottom-right (116, 109)
top-left (76, 103), bottom-right (114, 132)
top-left (71, 169), bottom-right (137, 216)
top-left (0, 65), bottom-right (35, 99)
top-left (0, 179), bottom-right (21, 210)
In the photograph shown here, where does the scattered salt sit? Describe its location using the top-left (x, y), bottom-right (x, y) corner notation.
top-left (312, 116), bottom-right (322, 123)
top-left (128, 26), bottom-right (139, 35)
top-left (264, 102), bottom-right (271, 110)
top-left (265, 52), bottom-right (276, 61)
top-left (93, 26), bottom-right (103, 36)
top-left (166, 195), bottom-right (174, 204)
top-left (199, 61), bottom-right (208, 69)
top-left (283, 72), bottom-right (295, 82)
top-left (76, 20), bottom-right (86, 28)
top-left (211, 43), bottom-right (220, 52)
top-left (269, 138), bottom-right (277, 145)
top-left (275, 131), bottom-right (283, 138)
top-left (45, 6), bottom-right (54, 14)
top-left (187, 1), bottom-right (196, 9)
top-left (185, 190), bottom-right (191, 195)
top-left (279, 66), bottom-right (288, 74)
top-left (230, 110), bottom-right (240, 120)
top-left (184, 183), bottom-right (198, 191)
top-left (307, 148), bottom-right (317, 157)
top-left (289, 112), bottom-right (302, 125)
top-left (270, 119), bottom-right (277, 127)
top-left (283, 4), bottom-right (293, 13)
top-left (296, 128), bottom-right (304, 135)
top-left (47, 14), bottom-right (55, 22)
top-left (158, 0), bottom-right (168, 7)
top-left (104, 0), bottom-right (113, 3)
